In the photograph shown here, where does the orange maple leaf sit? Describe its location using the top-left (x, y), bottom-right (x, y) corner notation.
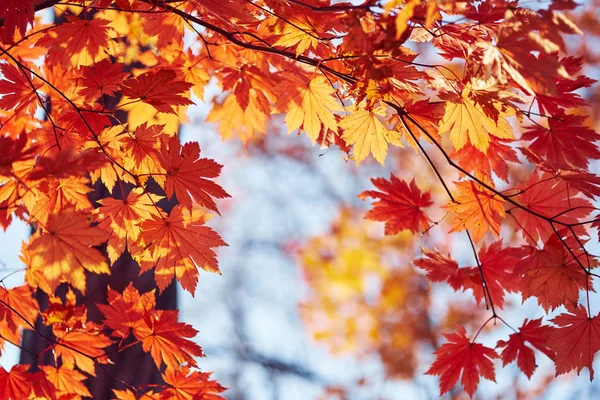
top-left (138, 205), bottom-right (227, 293)
top-left (446, 180), bottom-right (505, 242)
top-left (161, 366), bottom-right (227, 400)
top-left (25, 210), bottom-right (110, 294)
top-left (41, 363), bottom-right (91, 398)
top-left (96, 188), bottom-right (163, 264)
top-left (141, 310), bottom-right (204, 371)
top-left (97, 283), bottom-right (155, 340)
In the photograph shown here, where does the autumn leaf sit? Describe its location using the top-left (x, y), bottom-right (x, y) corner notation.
top-left (0, 0), bottom-right (34, 41)
top-left (340, 106), bottom-right (404, 165)
top-left (161, 366), bottom-right (227, 400)
top-left (512, 172), bottom-right (592, 244)
top-left (274, 74), bottom-right (341, 143)
top-left (97, 283), bottom-right (155, 340)
top-left (78, 59), bottom-right (127, 100)
top-left (521, 113), bottom-right (600, 169)
top-left (446, 180), bottom-right (505, 242)
top-left (359, 174), bottom-right (432, 235)
top-left (49, 16), bottom-right (112, 66)
top-left (25, 210), bottom-right (110, 294)
top-left (272, 15), bottom-right (319, 56)
top-left (41, 363), bottom-right (91, 397)
top-left (439, 89), bottom-right (513, 152)
top-left (160, 137), bottom-right (230, 213)
top-left (96, 188), bottom-right (163, 264)
top-left (426, 325), bottom-right (498, 397)
top-left (496, 318), bottom-right (554, 378)
top-left (138, 205), bottom-right (227, 293)
top-left (548, 305), bottom-right (600, 380)
top-left (120, 68), bottom-right (194, 115)
top-left (0, 63), bottom-right (40, 114)
top-left (54, 329), bottom-right (113, 376)
top-left (141, 310), bottom-right (204, 370)
top-left (0, 365), bottom-right (33, 400)
top-left (0, 284), bottom-right (38, 333)
top-left (414, 248), bottom-right (478, 293)
top-left (513, 235), bottom-right (591, 312)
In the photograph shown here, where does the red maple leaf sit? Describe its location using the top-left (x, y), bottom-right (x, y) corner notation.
top-left (513, 234), bottom-right (591, 312)
top-left (548, 304), bottom-right (600, 380)
top-left (521, 113), bottom-right (600, 169)
top-left (426, 325), bottom-right (497, 397)
top-left (0, 364), bottom-right (33, 399)
top-left (0, 0), bottom-right (34, 42)
top-left (496, 318), bottom-right (555, 378)
top-left (511, 172), bottom-right (592, 244)
top-left (78, 59), bottom-right (127, 100)
top-left (160, 137), bottom-right (230, 213)
top-left (359, 174), bottom-right (433, 235)
top-left (120, 68), bottom-right (194, 114)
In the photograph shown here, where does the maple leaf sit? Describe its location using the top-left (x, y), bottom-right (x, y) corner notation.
top-left (96, 188), bottom-right (163, 264)
top-left (121, 123), bottom-right (168, 185)
top-left (548, 305), bottom-right (600, 380)
top-left (340, 106), bottom-right (404, 166)
top-left (54, 329), bottom-right (113, 376)
top-left (49, 16), bottom-right (112, 66)
top-left (25, 210), bottom-right (110, 294)
top-left (159, 137), bottom-right (230, 213)
top-left (415, 242), bottom-right (522, 309)
top-left (438, 89), bottom-right (513, 152)
top-left (451, 138), bottom-right (519, 183)
top-left (359, 174), bottom-right (433, 235)
top-left (120, 68), bottom-right (194, 115)
top-left (274, 74), bottom-right (341, 143)
top-left (161, 366), bottom-right (227, 400)
top-left (511, 172), bottom-right (592, 244)
top-left (272, 15), bottom-right (319, 56)
top-left (0, 284), bottom-right (38, 333)
top-left (41, 363), bottom-right (91, 397)
top-left (0, 0), bottom-right (34, 42)
top-left (97, 283), bottom-right (155, 340)
top-left (473, 240), bottom-right (524, 309)
top-left (138, 205), bottom-right (227, 293)
top-left (78, 59), bottom-right (128, 100)
top-left (496, 318), bottom-right (554, 378)
top-left (414, 248), bottom-right (478, 292)
top-left (141, 310), bottom-right (204, 370)
top-left (426, 325), bottom-right (497, 397)
top-left (513, 235), bottom-right (591, 312)
top-left (0, 365), bottom-right (33, 400)
top-left (446, 180), bottom-right (505, 242)
top-left (521, 113), bottom-right (600, 169)
top-left (0, 62), bottom-right (40, 114)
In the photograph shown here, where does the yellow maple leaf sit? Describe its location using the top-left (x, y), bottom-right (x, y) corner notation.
top-left (275, 75), bottom-right (341, 143)
top-left (206, 92), bottom-right (270, 144)
top-left (273, 18), bottom-right (319, 56)
top-left (438, 89), bottom-right (513, 152)
top-left (395, 0), bottom-right (420, 39)
top-left (340, 106), bottom-right (404, 166)
top-left (445, 180), bottom-right (505, 242)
